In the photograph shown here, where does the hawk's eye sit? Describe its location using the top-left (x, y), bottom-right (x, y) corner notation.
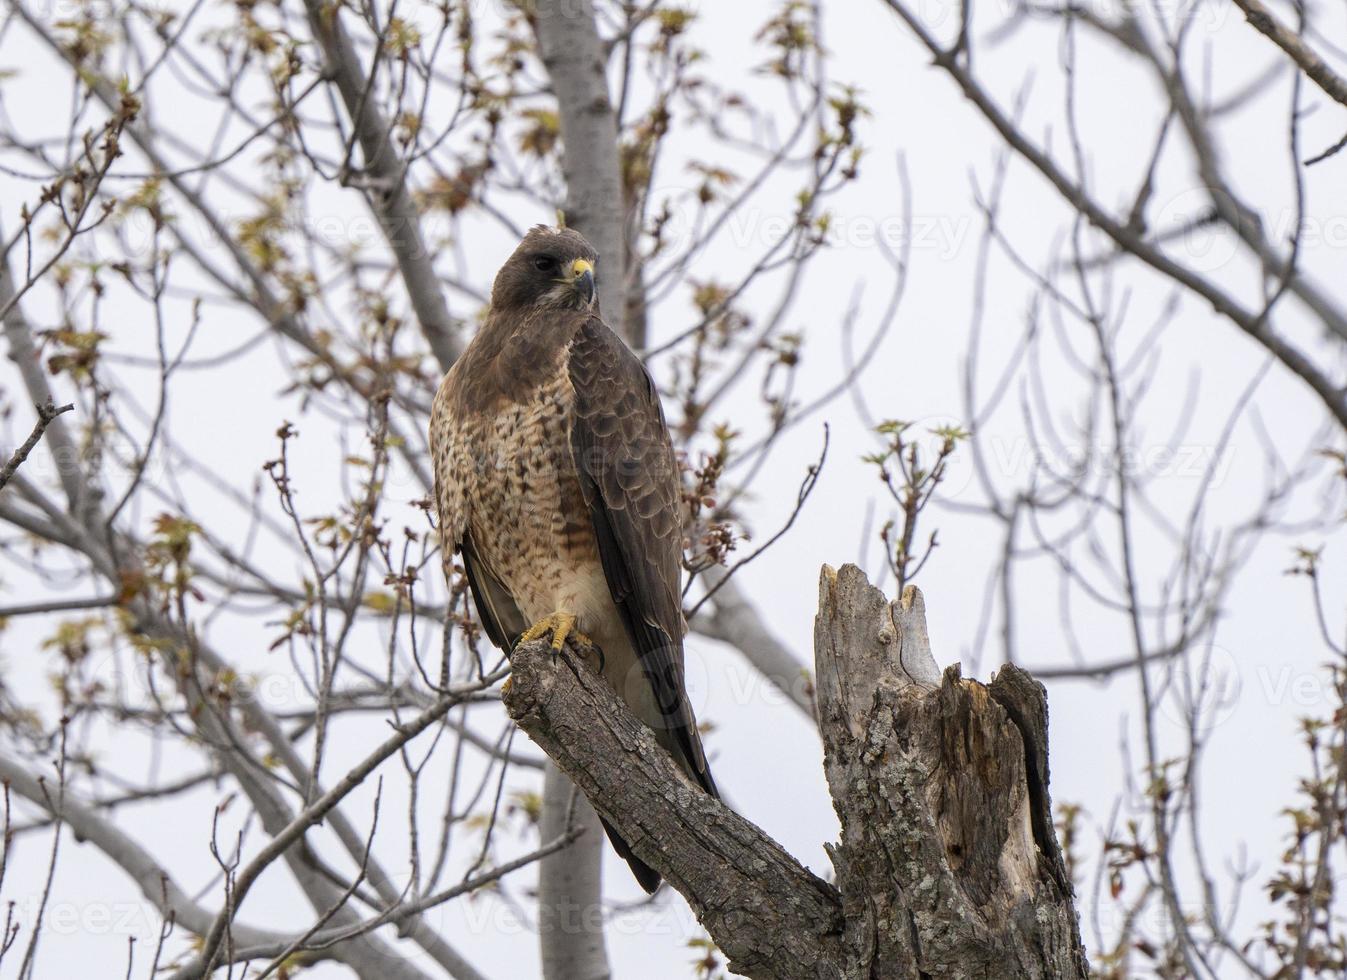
top-left (532, 255), bottom-right (557, 273)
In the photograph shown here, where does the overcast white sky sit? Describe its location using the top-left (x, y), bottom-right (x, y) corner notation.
top-left (1, 0), bottom-right (1345, 976)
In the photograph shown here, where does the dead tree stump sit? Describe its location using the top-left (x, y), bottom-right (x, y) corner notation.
top-left (814, 564), bottom-right (1087, 978)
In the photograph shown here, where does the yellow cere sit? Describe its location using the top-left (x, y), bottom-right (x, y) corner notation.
top-left (571, 258), bottom-right (594, 277)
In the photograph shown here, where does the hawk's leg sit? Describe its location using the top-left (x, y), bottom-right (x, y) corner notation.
top-left (517, 612), bottom-right (594, 658)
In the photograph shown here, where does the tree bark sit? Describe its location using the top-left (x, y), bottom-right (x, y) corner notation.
top-left (504, 563), bottom-right (1088, 979)
top-left (814, 565), bottom-right (1087, 979)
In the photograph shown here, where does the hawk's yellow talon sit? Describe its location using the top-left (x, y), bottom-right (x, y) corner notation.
top-left (518, 612), bottom-right (592, 653)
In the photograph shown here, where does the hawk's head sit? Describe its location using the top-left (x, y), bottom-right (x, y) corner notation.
top-left (491, 225), bottom-right (599, 313)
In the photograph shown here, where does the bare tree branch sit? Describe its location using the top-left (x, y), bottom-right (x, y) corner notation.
top-left (0, 751), bottom-right (291, 949)
top-left (877, 0), bottom-right (1347, 432)
top-left (0, 403), bottom-right (74, 494)
top-left (505, 639), bottom-right (844, 979)
top-left (1232, 0), bottom-right (1347, 108)
top-left (301, 0), bottom-right (463, 371)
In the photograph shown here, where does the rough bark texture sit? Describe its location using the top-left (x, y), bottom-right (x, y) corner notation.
top-left (815, 565), bottom-right (1087, 979)
top-left (505, 641), bottom-right (846, 979)
top-left (505, 563), bottom-right (1087, 979)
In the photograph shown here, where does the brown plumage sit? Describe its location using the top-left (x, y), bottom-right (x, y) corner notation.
top-left (429, 225), bottom-right (716, 892)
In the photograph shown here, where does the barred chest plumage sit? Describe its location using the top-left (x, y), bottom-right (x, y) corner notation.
top-left (435, 366), bottom-right (611, 630)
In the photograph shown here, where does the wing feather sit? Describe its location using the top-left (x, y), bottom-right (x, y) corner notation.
top-left (460, 533), bottom-right (527, 651)
top-left (567, 317), bottom-right (716, 797)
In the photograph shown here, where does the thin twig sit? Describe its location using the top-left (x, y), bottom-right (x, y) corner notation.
top-left (0, 403), bottom-right (74, 494)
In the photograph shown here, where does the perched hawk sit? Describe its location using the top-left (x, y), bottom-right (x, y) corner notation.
top-left (430, 225), bottom-right (717, 892)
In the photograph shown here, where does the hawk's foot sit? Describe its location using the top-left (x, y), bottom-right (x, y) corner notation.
top-left (518, 612), bottom-right (593, 657)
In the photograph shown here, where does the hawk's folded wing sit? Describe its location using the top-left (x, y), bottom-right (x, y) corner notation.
top-left (566, 317), bottom-right (716, 797)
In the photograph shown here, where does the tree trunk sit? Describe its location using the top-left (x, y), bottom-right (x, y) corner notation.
top-left (504, 563), bottom-right (1088, 978)
top-left (538, 760), bottom-right (612, 980)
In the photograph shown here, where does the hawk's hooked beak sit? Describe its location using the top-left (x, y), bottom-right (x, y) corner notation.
top-left (570, 258), bottom-right (595, 307)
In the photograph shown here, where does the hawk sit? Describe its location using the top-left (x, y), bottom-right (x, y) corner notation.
top-left (429, 225), bottom-right (717, 892)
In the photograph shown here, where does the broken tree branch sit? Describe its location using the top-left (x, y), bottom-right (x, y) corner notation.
top-left (504, 562), bottom-right (1087, 979)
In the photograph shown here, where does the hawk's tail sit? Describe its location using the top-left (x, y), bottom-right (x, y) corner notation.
top-left (598, 816), bottom-right (662, 894)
